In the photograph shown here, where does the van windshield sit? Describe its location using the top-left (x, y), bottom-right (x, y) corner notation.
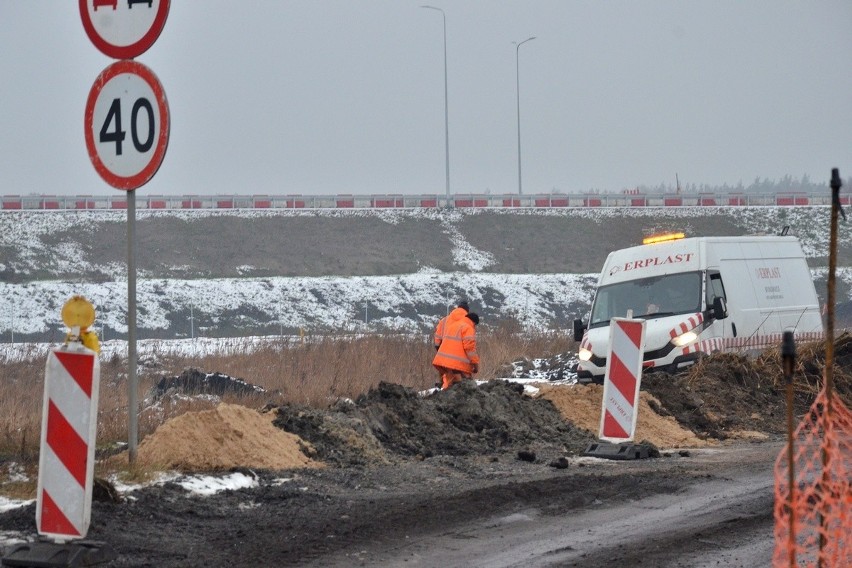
top-left (589, 271), bottom-right (702, 327)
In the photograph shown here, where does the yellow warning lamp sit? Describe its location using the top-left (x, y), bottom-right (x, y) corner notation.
top-left (62, 295), bottom-right (100, 353)
top-left (642, 232), bottom-right (686, 245)
top-left (62, 295), bottom-right (96, 329)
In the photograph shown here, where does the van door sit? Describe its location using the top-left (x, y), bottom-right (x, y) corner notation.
top-left (704, 270), bottom-right (733, 344)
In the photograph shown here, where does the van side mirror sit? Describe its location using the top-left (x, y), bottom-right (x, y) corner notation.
top-left (712, 297), bottom-right (728, 320)
top-left (573, 318), bottom-right (587, 341)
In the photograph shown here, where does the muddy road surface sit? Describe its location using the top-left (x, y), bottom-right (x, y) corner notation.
top-left (0, 440), bottom-right (779, 567)
top-left (310, 442), bottom-right (779, 568)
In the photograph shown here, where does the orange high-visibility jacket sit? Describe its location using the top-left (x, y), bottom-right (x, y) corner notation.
top-left (433, 306), bottom-right (468, 349)
top-left (432, 316), bottom-right (479, 373)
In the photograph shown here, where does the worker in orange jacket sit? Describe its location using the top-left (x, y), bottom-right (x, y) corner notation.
top-left (434, 300), bottom-right (469, 350)
top-left (433, 312), bottom-right (480, 390)
top-left (433, 300), bottom-right (469, 388)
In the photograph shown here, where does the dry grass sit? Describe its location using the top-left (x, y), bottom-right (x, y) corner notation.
top-left (0, 360), bottom-right (44, 465)
top-left (759, 333), bottom-right (852, 403)
top-left (0, 323), bottom-right (576, 472)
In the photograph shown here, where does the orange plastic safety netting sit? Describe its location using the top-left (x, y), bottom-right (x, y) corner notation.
top-left (773, 388), bottom-right (852, 567)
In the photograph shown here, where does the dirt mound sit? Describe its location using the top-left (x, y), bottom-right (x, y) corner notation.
top-left (642, 335), bottom-right (852, 440)
top-left (273, 380), bottom-right (596, 466)
top-left (132, 403), bottom-right (322, 471)
top-left (538, 384), bottom-right (708, 449)
top-left (519, 333), bottom-right (852, 441)
top-left (271, 401), bottom-right (392, 467)
top-left (122, 335), bottom-right (852, 473)
top-left (787, 333), bottom-right (852, 401)
top-left (149, 368), bottom-right (268, 401)
top-left (642, 354), bottom-right (784, 439)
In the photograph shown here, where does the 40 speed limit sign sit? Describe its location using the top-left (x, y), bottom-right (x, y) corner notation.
top-left (84, 60), bottom-right (169, 190)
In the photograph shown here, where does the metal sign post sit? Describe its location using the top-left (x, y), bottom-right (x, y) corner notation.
top-left (80, 0), bottom-right (170, 466)
top-left (84, 60), bottom-right (168, 463)
top-left (127, 190), bottom-right (138, 462)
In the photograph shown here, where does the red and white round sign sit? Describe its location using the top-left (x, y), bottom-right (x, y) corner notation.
top-left (84, 60), bottom-right (170, 190)
top-left (79, 0), bottom-right (170, 60)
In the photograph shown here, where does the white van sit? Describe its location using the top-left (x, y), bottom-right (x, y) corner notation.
top-left (573, 233), bottom-right (824, 383)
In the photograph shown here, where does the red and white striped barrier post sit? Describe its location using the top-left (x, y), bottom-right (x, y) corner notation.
top-left (599, 318), bottom-right (645, 443)
top-left (36, 344), bottom-right (101, 542)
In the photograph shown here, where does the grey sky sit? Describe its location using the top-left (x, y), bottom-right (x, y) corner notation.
top-left (1, 1), bottom-right (850, 197)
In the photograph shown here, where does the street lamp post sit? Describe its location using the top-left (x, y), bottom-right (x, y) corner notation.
top-left (421, 5), bottom-right (450, 205)
top-left (514, 36), bottom-right (536, 195)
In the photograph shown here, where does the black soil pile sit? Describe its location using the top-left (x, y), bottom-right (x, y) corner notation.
top-left (148, 368), bottom-right (269, 401)
top-left (642, 354), bottom-right (787, 439)
top-left (273, 380), bottom-right (595, 467)
top-left (642, 333), bottom-right (852, 439)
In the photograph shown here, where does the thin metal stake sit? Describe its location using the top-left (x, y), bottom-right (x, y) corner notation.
top-left (782, 330), bottom-right (796, 568)
top-left (819, 168), bottom-right (843, 564)
top-left (128, 190), bottom-right (138, 463)
top-left (825, 168), bottom-right (843, 401)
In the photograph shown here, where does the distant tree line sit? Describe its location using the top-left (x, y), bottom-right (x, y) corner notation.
top-left (633, 174), bottom-right (852, 195)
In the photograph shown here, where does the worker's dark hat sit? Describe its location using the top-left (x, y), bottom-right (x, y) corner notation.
top-left (457, 300), bottom-right (470, 311)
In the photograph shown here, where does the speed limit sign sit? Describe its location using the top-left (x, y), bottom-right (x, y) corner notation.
top-left (79, 0), bottom-right (170, 60)
top-left (84, 60), bottom-right (169, 190)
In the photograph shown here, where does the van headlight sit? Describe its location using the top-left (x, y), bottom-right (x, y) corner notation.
top-left (671, 331), bottom-right (697, 347)
top-left (578, 347), bottom-right (592, 361)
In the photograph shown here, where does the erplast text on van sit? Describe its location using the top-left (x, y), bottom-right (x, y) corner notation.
top-left (610, 253), bottom-right (695, 275)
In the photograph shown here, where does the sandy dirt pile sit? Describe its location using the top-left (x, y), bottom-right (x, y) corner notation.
top-left (134, 403), bottom-right (321, 471)
top-left (538, 384), bottom-right (708, 449)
